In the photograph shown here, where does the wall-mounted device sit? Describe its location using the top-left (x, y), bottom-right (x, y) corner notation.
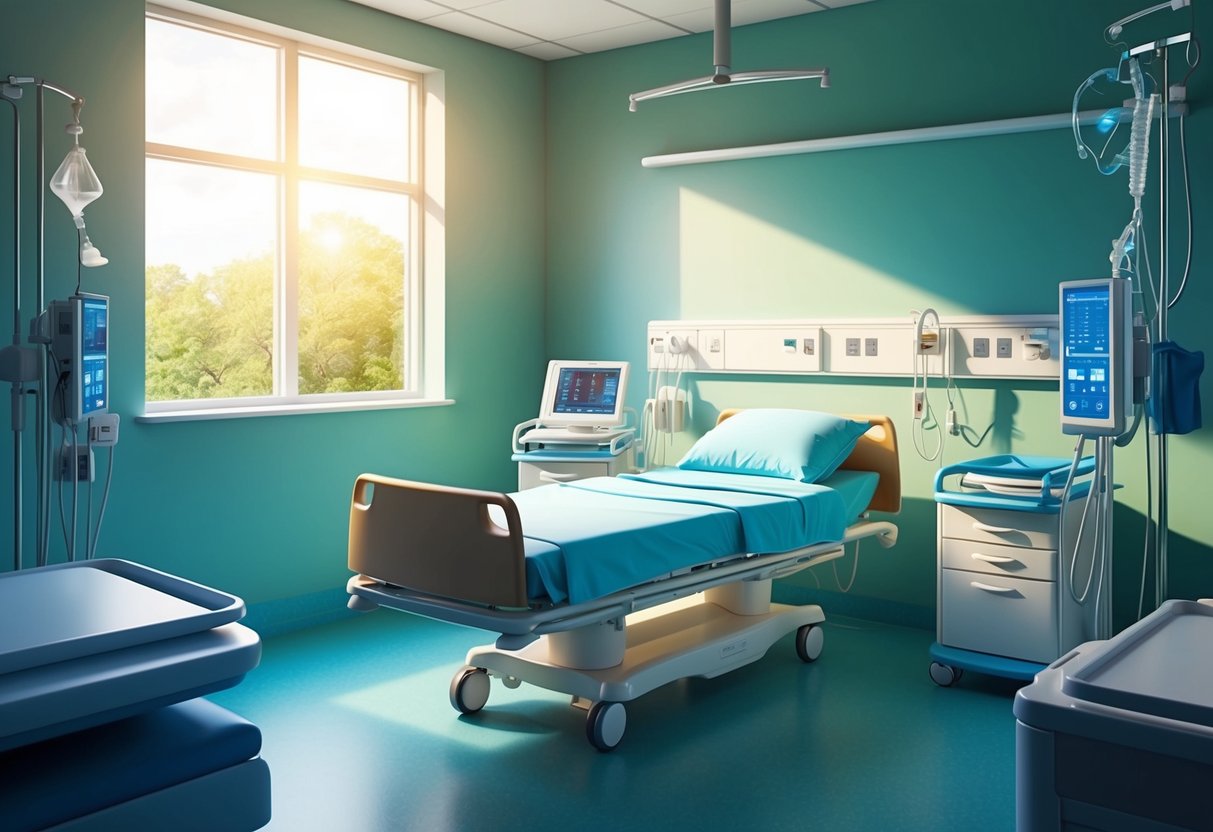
top-left (1060, 279), bottom-right (1132, 436)
top-left (48, 293), bottom-right (109, 425)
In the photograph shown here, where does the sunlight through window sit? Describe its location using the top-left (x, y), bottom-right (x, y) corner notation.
top-left (145, 8), bottom-right (423, 410)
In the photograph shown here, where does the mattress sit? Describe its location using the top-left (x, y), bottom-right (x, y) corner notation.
top-left (514, 469), bottom-right (879, 604)
top-left (0, 698), bottom-right (263, 831)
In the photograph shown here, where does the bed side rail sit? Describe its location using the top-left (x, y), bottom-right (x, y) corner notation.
top-left (348, 473), bottom-right (530, 609)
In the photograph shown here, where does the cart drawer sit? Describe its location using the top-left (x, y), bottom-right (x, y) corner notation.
top-left (939, 504), bottom-right (1058, 550)
top-left (940, 538), bottom-right (1056, 582)
top-left (940, 569), bottom-right (1058, 664)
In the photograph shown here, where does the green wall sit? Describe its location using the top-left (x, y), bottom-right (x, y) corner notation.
top-left (545, 0), bottom-right (1213, 626)
top-left (0, 0), bottom-right (547, 603)
top-left (2, 0), bottom-right (1210, 631)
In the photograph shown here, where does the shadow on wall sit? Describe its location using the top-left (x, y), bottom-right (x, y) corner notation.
top-left (1111, 502), bottom-right (1213, 631)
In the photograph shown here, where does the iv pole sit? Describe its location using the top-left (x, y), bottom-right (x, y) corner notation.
top-left (1127, 32), bottom-right (1190, 607)
top-left (1, 75), bottom-right (91, 571)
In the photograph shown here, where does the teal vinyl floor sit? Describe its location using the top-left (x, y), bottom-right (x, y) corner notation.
top-left (209, 611), bottom-right (1024, 832)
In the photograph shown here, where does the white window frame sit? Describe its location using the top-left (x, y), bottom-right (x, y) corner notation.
top-left (142, 2), bottom-right (447, 421)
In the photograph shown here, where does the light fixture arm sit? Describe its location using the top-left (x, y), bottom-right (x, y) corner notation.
top-left (628, 0), bottom-right (830, 111)
top-left (713, 0), bottom-right (731, 80)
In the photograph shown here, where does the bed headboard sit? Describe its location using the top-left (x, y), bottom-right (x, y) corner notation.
top-left (715, 410), bottom-right (901, 515)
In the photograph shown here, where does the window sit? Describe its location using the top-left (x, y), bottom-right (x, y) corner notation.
top-left (145, 7), bottom-right (438, 416)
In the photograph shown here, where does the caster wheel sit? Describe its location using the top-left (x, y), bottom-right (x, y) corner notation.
top-left (929, 661), bottom-right (960, 687)
top-left (586, 701), bottom-right (626, 751)
top-left (450, 666), bottom-right (491, 714)
top-left (795, 624), bottom-right (824, 663)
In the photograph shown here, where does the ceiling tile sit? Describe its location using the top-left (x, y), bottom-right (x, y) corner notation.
top-left (517, 42), bottom-right (582, 59)
top-left (609, 0), bottom-right (712, 16)
top-left (660, 8), bottom-right (716, 32)
top-left (471, 0), bottom-right (649, 41)
top-left (423, 11), bottom-right (540, 47)
top-left (731, 0), bottom-right (823, 26)
top-left (348, 0), bottom-right (450, 20)
top-left (559, 19), bottom-right (687, 53)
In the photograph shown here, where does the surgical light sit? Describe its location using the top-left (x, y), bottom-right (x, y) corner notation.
top-left (628, 0), bottom-right (829, 112)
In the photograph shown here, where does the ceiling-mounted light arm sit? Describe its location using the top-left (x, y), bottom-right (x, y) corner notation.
top-left (628, 0), bottom-right (830, 111)
top-left (713, 0), bottom-right (731, 81)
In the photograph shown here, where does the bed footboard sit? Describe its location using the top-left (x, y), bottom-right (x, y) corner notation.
top-left (348, 474), bottom-right (530, 609)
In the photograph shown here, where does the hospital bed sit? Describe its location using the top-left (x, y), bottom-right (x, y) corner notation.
top-left (0, 559), bottom-right (271, 831)
top-left (346, 409), bottom-right (901, 750)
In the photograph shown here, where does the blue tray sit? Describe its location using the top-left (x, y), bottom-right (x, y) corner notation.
top-left (0, 559), bottom-right (245, 676)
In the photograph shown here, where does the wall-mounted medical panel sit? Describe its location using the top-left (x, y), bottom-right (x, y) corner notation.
top-left (723, 327), bottom-right (822, 373)
top-left (647, 317), bottom-right (1059, 380)
top-left (949, 324), bottom-right (1058, 379)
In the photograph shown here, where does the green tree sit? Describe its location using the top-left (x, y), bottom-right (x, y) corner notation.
top-left (146, 212), bottom-right (404, 401)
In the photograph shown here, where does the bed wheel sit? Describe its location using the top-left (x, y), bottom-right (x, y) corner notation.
top-left (795, 624), bottom-right (824, 663)
top-left (450, 666), bottom-right (491, 714)
top-left (929, 661), bottom-right (961, 687)
top-left (585, 701), bottom-right (626, 752)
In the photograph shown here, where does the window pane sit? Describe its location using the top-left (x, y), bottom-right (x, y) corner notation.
top-left (298, 56), bottom-right (410, 181)
top-left (298, 182), bottom-right (408, 394)
top-left (146, 18), bottom-right (278, 160)
top-left (146, 158), bottom-right (277, 401)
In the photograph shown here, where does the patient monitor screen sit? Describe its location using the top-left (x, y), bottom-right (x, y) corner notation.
top-left (553, 368), bottom-right (620, 416)
top-left (1060, 279), bottom-right (1129, 436)
top-left (79, 295), bottom-right (108, 418)
top-left (540, 361), bottom-right (629, 429)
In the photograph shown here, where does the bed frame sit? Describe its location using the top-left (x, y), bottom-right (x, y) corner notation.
top-left (346, 413), bottom-right (901, 750)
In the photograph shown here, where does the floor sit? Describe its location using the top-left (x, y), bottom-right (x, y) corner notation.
top-left (209, 610), bottom-right (1025, 832)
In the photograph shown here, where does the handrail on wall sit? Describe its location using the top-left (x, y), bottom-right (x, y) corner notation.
top-left (640, 103), bottom-right (1188, 168)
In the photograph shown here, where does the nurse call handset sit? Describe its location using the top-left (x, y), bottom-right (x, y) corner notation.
top-left (1060, 279), bottom-right (1132, 437)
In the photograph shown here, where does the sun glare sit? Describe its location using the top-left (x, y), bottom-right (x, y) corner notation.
top-left (318, 226), bottom-right (344, 253)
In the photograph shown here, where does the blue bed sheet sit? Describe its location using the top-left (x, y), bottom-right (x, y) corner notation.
top-left (514, 468), bottom-right (878, 605)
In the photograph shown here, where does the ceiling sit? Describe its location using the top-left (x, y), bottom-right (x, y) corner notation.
top-left (347, 0), bottom-right (873, 60)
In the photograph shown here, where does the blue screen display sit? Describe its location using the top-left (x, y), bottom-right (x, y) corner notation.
top-left (1062, 285), bottom-right (1111, 420)
top-left (552, 368), bottom-right (620, 416)
top-left (81, 298), bottom-right (107, 416)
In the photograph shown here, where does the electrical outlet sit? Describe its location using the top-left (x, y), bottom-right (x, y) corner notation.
top-left (802, 337), bottom-right (815, 356)
top-left (996, 337), bottom-right (1013, 358)
top-left (973, 337), bottom-right (990, 358)
top-left (864, 337), bottom-right (879, 357)
top-left (845, 338), bottom-right (861, 357)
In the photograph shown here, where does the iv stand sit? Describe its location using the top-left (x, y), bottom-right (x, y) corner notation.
top-left (1, 75), bottom-right (87, 572)
top-left (1129, 33), bottom-right (1189, 607)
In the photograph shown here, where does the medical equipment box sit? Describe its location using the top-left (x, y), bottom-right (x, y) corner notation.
top-left (1015, 599), bottom-right (1213, 831)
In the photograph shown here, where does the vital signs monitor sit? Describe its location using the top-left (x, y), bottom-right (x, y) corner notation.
top-left (1060, 278), bottom-right (1131, 436)
top-left (538, 360), bottom-right (629, 433)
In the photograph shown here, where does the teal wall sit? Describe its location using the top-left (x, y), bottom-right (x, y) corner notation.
top-left (545, 0), bottom-right (1213, 626)
top-left (0, 0), bottom-right (547, 603)
top-left (2, 0), bottom-right (1210, 631)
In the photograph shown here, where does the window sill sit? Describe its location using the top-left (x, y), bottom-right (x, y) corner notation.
top-left (136, 397), bottom-right (455, 423)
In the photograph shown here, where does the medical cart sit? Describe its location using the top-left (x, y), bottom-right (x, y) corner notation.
top-left (930, 455), bottom-right (1097, 685)
top-left (1015, 599), bottom-right (1213, 831)
top-left (511, 419), bottom-right (635, 490)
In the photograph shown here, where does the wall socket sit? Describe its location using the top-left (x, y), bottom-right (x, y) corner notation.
top-left (845, 338), bottom-right (861, 357)
top-left (973, 337), bottom-right (990, 358)
top-left (864, 337), bottom-right (879, 356)
top-left (996, 337), bottom-right (1013, 358)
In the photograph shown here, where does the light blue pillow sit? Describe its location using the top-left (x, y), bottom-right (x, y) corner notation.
top-left (677, 409), bottom-right (870, 483)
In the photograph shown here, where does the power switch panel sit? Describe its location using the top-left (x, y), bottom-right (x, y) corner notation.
top-left (996, 337), bottom-right (1013, 358)
top-left (846, 338), bottom-right (861, 357)
top-left (864, 337), bottom-right (879, 357)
